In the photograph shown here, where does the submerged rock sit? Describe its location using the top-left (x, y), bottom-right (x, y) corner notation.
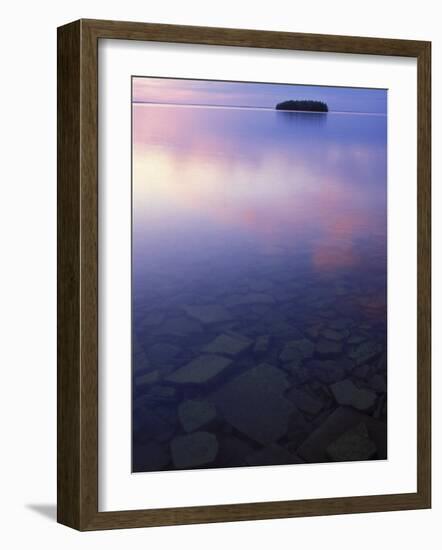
top-left (326, 422), bottom-right (376, 461)
top-left (280, 338), bottom-right (315, 362)
top-left (352, 364), bottom-right (374, 380)
top-left (348, 341), bottom-right (383, 365)
top-left (253, 334), bottom-right (271, 355)
top-left (297, 407), bottom-right (385, 462)
top-left (282, 358), bottom-right (304, 376)
top-left (183, 304), bottom-right (233, 324)
top-left (134, 369), bottom-right (160, 388)
top-left (178, 399), bottom-right (217, 432)
top-left (144, 385), bottom-right (176, 402)
top-left (315, 338), bottom-right (343, 358)
top-left (279, 347), bottom-right (302, 364)
top-left (303, 359), bottom-right (349, 384)
top-left (167, 354), bottom-right (232, 384)
top-left (170, 431), bottom-right (219, 468)
top-left (330, 379), bottom-right (377, 411)
top-left (212, 363), bottom-right (294, 445)
top-left (203, 332), bottom-right (252, 357)
top-left (286, 387), bottom-right (324, 416)
top-left (366, 374), bottom-right (387, 393)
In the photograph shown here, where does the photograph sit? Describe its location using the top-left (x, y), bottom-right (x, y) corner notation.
top-left (131, 76), bottom-right (388, 473)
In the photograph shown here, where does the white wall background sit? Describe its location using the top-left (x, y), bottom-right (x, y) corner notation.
top-left (0, 0), bottom-right (439, 547)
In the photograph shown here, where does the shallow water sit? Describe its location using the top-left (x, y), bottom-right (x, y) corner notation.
top-left (132, 104), bottom-right (387, 472)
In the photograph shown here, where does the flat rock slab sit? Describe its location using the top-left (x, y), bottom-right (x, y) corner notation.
top-left (352, 363), bottom-right (374, 380)
top-left (330, 379), bottom-right (377, 411)
top-left (183, 304), bottom-right (233, 324)
top-left (246, 444), bottom-right (303, 466)
top-left (203, 333), bottom-right (252, 357)
top-left (315, 338), bottom-right (343, 358)
top-left (297, 406), bottom-right (386, 462)
top-left (253, 334), bottom-right (271, 355)
top-left (303, 359), bottom-right (351, 385)
top-left (367, 374), bottom-right (387, 393)
top-left (286, 387), bottom-right (324, 416)
top-left (326, 422), bottom-right (376, 462)
top-left (212, 363), bottom-right (294, 445)
top-left (170, 431), bottom-right (219, 469)
top-left (348, 341), bottom-right (383, 366)
top-left (134, 370), bottom-right (160, 388)
top-left (178, 399), bottom-right (217, 432)
top-left (280, 338), bottom-right (315, 362)
top-left (167, 354), bottom-right (232, 384)
top-left (142, 385), bottom-right (176, 403)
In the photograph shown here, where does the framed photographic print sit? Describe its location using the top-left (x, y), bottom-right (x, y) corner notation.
top-left (57, 19), bottom-right (431, 530)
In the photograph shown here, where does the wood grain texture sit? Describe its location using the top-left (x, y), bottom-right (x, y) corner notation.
top-left (57, 19), bottom-right (431, 531)
top-left (57, 20), bottom-right (81, 529)
top-left (416, 42), bottom-right (431, 507)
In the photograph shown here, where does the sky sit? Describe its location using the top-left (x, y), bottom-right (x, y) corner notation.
top-left (133, 77), bottom-right (387, 114)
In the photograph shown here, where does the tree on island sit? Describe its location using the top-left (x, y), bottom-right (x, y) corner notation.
top-left (275, 100), bottom-right (329, 112)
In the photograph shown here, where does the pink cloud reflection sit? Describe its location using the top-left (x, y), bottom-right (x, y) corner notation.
top-left (132, 100), bottom-right (386, 276)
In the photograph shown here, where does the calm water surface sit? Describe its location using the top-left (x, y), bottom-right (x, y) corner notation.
top-left (132, 105), bottom-right (387, 472)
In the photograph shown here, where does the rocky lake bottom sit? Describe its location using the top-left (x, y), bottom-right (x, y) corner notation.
top-left (132, 245), bottom-right (387, 473)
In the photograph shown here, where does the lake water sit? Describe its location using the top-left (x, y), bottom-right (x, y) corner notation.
top-left (132, 104), bottom-right (388, 472)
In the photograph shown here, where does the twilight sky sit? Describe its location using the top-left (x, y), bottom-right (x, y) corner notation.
top-left (133, 77), bottom-right (387, 114)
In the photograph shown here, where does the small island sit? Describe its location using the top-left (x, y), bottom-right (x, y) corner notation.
top-left (275, 100), bottom-right (329, 112)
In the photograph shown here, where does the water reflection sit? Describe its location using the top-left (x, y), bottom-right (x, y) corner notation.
top-left (132, 103), bottom-right (387, 473)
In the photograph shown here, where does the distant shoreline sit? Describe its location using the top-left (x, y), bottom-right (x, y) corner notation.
top-left (275, 100), bottom-right (328, 112)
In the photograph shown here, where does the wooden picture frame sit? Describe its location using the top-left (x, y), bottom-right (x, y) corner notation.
top-left (57, 18), bottom-right (431, 530)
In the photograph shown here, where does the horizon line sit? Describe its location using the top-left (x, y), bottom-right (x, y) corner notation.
top-left (132, 100), bottom-right (387, 116)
